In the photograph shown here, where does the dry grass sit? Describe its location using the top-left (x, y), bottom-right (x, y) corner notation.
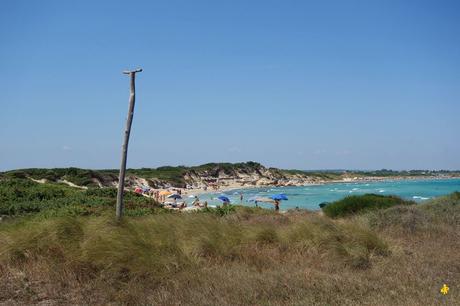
top-left (1, 197), bottom-right (460, 305)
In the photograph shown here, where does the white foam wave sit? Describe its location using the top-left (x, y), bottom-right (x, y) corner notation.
top-left (412, 196), bottom-right (429, 200)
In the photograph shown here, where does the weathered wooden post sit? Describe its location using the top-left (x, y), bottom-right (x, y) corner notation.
top-left (116, 68), bottom-right (142, 220)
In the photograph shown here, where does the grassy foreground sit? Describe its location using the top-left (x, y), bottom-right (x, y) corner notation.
top-left (1, 193), bottom-right (460, 305)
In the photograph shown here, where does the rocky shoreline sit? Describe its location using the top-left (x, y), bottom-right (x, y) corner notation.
top-left (126, 165), bottom-right (460, 197)
top-left (182, 174), bottom-right (460, 197)
top-left (3, 162), bottom-right (459, 193)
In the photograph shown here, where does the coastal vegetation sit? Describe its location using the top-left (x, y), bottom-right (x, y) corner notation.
top-left (322, 194), bottom-right (415, 218)
top-left (0, 175), bottom-right (459, 304)
top-left (0, 178), bottom-right (158, 217)
top-left (0, 162), bottom-right (267, 188)
top-left (2, 162), bottom-right (459, 189)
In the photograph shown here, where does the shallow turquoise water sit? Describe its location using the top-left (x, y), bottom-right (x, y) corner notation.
top-left (196, 178), bottom-right (460, 210)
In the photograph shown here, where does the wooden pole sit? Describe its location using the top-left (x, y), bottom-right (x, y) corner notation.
top-left (116, 68), bottom-right (142, 220)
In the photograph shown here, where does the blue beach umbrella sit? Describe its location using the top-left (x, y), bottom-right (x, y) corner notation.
top-left (270, 194), bottom-right (288, 201)
top-left (167, 194), bottom-right (182, 200)
top-left (217, 195), bottom-right (231, 203)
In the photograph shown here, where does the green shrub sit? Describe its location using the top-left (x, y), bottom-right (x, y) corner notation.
top-left (85, 187), bottom-right (117, 197)
top-left (214, 205), bottom-right (236, 216)
top-left (124, 208), bottom-right (158, 217)
top-left (0, 178), bottom-right (158, 217)
top-left (323, 194), bottom-right (414, 218)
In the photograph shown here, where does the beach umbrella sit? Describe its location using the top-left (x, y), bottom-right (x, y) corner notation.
top-left (217, 195), bottom-right (230, 203)
top-left (167, 194), bottom-right (182, 200)
top-left (159, 190), bottom-right (172, 196)
top-left (270, 194), bottom-right (288, 201)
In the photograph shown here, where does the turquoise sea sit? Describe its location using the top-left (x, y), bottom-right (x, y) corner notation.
top-left (197, 178), bottom-right (460, 210)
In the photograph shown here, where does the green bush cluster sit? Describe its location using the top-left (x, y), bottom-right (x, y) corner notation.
top-left (126, 167), bottom-right (187, 186)
top-left (213, 204), bottom-right (237, 216)
top-left (0, 179), bottom-right (157, 217)
top-left (4, 167), bottom-right (118, 187)
top-left (322, 194), bottom-right (414, 218)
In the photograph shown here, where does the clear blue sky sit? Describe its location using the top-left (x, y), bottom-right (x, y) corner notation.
top-left (1, 0), bottom-right (459, 171)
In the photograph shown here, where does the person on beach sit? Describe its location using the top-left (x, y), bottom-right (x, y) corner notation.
top-left (240, 193), bottom-right (243, 203)
top-left (274, 199), bottom-right (280, 212)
